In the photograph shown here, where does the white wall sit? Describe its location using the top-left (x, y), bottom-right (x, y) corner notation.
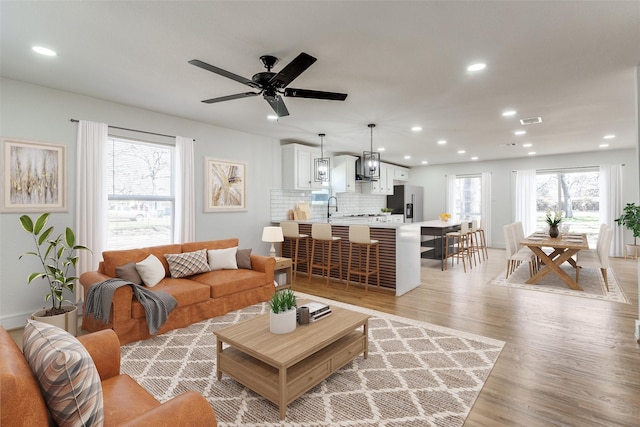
top-left (408, 149), bottom-right (638, 249)
top-left (0, 78), bottom-right (282, 329)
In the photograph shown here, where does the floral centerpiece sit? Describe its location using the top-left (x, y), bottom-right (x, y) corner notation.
top-left (545, 209), bottom-right (563, 237)
top-left (439, 213), bottom-right (451, 222)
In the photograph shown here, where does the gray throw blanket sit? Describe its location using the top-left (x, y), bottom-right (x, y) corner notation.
top-left (84, 278), bottom-right (178, 335)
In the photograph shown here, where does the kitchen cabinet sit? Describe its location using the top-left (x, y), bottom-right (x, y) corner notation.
top-left (281, 144), bottom-right (323, 190)
top-left (394, 166), bottom-right (410, 181)
top-left (331, 155), bottom-right (358, 193)
top-left (363, 163), bottom-right (393, 195)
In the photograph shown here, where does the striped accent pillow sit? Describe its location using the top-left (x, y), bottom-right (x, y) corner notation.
top-left (165, 249), bottom-right (211, 278)
top-left (22, 320), bottom-right (104, 427)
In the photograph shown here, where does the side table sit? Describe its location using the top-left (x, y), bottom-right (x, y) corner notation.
top-left (274, 257), bottom-right (292, 290)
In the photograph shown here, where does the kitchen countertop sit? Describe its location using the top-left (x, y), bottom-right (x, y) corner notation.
top-left (285, 219), bottom-right (408, 229)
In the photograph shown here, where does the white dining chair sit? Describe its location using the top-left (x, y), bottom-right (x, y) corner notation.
top-left (576, 226), bottom-right (613, 291)
top-left (504, 223), bottom-right (536, 278)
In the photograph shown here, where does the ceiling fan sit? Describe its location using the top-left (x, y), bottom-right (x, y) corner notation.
top-left (188, 52), bottom-right (348, 117)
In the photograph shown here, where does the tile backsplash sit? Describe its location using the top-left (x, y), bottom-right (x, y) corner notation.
top-left (270, 188), bottom-right (387, 222)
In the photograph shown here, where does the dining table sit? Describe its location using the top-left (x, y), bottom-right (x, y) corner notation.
top-left (520, 231), bottom-right (589, 291)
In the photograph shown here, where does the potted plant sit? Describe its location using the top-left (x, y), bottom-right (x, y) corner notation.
top-left (615, 202), bottom-right (640, 259)
top-left (545, 209), bottom-right (563, 238)
top-left (380, 207), bottom-right (393, 215)
top-left (268, 289), bottom-right (297, 334)
top-left (19, 213), bottom-right (90, 335)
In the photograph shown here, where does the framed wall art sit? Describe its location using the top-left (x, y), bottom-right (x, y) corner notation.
top-left (204, 157), bottom-right (246, 212)
top-left (1, 138), bottom-right (67, 212)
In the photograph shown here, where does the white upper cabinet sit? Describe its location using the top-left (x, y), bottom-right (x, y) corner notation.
top-left (394, 166), bottom-right (410, 181)
top-left (282, 144), bottom-right (323, 190)
top-left (362, 162), bottom-right (394, 195)
top-left (331, 155), bottom-right (358, 193)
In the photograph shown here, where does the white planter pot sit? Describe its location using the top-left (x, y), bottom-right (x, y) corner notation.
top-left (269, 308), bottom-right (297, 334)
top-left (31, 305), bottom-right (78, 336)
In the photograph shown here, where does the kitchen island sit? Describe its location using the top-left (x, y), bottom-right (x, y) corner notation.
top-left (282, 220), bottom-right (421, 296)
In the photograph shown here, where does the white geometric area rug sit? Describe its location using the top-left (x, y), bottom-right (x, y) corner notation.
top-left (120, 293), bottom-right (504, 427)
top-left (489, 263), bottom-right (629, 304)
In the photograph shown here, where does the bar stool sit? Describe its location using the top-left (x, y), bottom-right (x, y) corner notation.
top-left (444, 221), bottom-right (472, 272)
top-left (279, 221), bottom-right (309, 280)
top-left (346, 225), bottom-right (380, 293)
top-left (474, 218), bottom-right (489, 261)
top-left (468, 219), bottom-right (482, 265)
top-left (309, 223), bottom-right (342, 286)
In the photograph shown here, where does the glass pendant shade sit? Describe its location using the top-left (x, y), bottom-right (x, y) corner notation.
top-left (362, 124), bottom-right (380, 180)
top-left (314, 133), bottom-right (330, 182)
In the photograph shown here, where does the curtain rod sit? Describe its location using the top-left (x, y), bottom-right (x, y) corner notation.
top-left (69, 119), bottom-right (193, 141)
top-left (512, 164), bottom-right (624, 173)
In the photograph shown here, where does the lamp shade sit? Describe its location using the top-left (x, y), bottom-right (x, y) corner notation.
top-left (262, 226), bottom-right (284, 243)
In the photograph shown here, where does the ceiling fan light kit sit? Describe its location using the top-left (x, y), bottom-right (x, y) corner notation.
top-left (314, 133), bottom-right (330, 182)
top-left (189, 52), bottom-right (348, 117)
top-left (363, 123), bottom-right (380, 181)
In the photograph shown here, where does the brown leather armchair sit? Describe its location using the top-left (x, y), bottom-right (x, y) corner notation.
top-left (0, 327), bottom-right (217, 426)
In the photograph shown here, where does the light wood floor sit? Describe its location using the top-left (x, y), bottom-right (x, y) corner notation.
top-left (293, 248), bottom-right (640, 427)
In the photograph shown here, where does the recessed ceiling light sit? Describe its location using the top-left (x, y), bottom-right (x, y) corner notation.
top-left (528, 151), bottom-right (536, 155)
top-left (377, 147), bottom-right (386, 152)
top-left (404, 155), bottom-right (411, 159)
top-left (267, 115), bottom-right (278, 120)
top-left (514, 130), bottom-right (527, 136)
top-left (467, 62), bottom-right (486, 72)
top-left (411, 126), bottom-right (422, 132)
top-left (437, 140), bottom-right (447, 145)
top-left (457, 150), bottom-right (466, 154)
top-left (522, 143), bottom-right (532, 148)
top-left (471, 156), bottom-right (479, 161)
top-left (603, 134), bottom-right (616, 139)
top-left (421, 160), bottom-right (428, 164)
top-left (599, 143), bottom-right (610, 148)
top-left (32, 46), bottom-right (57, 56)
top-left (502, 110), bottom-right (517, 117)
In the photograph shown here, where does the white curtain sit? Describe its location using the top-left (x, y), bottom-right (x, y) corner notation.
top-left (75, 120), bottom-right (108, 301)
top-left (600, 164), bottom-right (623, 256)
top-left (174, 136), bottom-right (195, 243)
top-left (481, 172), bottom-right (492, 246)
top-left (514, 169), bottom-right (537, 235)
top-left (445, 174), bottom-right (456, 217)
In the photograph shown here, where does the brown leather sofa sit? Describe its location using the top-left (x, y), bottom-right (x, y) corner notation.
top-left (0, 327), bottom-right (217, 426)
top-left (80, 238), bottom-right (276, 344)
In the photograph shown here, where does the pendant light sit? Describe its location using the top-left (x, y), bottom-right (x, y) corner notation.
top-left (363, 123), bottom-right (380, 180)
top-left (314, 133), bottom-right (330, 182)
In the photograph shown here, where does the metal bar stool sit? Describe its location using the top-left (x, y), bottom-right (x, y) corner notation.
top-left (279, 221), bottom-right (309, 281)
top-left (309, 223), bottom-right (342, 286)
top-left (346, 225), bottom-right (380, 293)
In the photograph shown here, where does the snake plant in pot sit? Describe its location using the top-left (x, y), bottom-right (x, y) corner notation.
top-left (268, 289), bottom-right (297, 334)
top-left (19, 213), bottom-right (90, 335)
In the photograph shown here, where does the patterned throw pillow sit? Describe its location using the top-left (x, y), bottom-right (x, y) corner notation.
top-left (165, 249), bottom-right (211, 278)
top-left (22, 320), bottom-right (104, 427)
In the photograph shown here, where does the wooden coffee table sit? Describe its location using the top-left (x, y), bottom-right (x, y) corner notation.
top-left (214, 303), bottom-right (369, 420)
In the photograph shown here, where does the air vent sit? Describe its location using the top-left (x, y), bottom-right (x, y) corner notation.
top-left (520, 116), bottom-right (543, 125)
top-left (504, 142), bottom-right (518, 147)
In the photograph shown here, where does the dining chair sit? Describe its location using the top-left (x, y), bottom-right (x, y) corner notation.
top-left (504, 223), bottom-right (536, 278)
top-left (576, 226), bottom-right (613, 291)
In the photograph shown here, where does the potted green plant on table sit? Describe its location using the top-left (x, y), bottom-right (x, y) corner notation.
top-left (615, 202), bottom-right (640, 259)
top-left (268, 289), bottom-right (297, 334)
top-left (19, 213), bottom-right (90, 335)
top-left (545, 209), bottom-right (563, 238)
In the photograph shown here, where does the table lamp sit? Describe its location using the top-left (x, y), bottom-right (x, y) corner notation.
top-left (262, 226), bottom-right (284, 257)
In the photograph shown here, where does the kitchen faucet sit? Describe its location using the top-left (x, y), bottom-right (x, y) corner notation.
top-left (327, 196), bottom-right (338, 222)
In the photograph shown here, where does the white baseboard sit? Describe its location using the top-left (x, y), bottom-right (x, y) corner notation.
top-left (0, 311), bottom-right (32, 330)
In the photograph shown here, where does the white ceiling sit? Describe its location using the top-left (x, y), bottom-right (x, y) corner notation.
top-left (2, 1), bottom-right (639, 166)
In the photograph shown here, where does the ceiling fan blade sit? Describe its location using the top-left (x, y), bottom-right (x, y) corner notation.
top-left (265, 95), bottom-right (290, 117)
top-left (189, 59), bottom-right (260, 89)
top-left (202, 92), bottom-right (260, 104)
top-left (268, 52), bottom-right (317, 89)
top-left (284, 88), bottom-right (348, 101)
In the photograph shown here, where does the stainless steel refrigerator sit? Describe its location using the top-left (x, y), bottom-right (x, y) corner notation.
top-left (387, 185), bottom-right (424, 223)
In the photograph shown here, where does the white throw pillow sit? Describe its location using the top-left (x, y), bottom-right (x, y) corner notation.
top-left (135, 254), bottom-right (165, 287)
top-left (207, 247), bottom-right (238, 270)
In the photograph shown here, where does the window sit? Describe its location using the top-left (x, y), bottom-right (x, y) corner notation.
top-left (453, 175), bottom-right (482, 221)
top-left (536, 168), bottom-right (600, 245)
top-left (106, 137), bottom-right (174, 249)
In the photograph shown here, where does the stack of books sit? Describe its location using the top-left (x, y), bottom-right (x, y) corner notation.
top-left (297, 302), bottom-right (332, 323)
